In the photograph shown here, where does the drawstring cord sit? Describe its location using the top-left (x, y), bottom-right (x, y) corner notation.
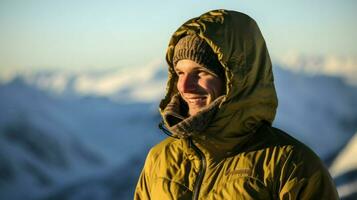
top-left (158, 121), bottom-right (193, 150)
top-left (158, 121), bottom-right (180, 139)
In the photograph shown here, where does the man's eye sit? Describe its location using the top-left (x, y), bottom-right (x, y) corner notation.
top-left (176, 71), bottom-right (183, 76)
top-left (198, 70), bottom-right (210, 76)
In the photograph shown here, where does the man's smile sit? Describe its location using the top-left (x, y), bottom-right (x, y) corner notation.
top-left (185, 96), bottom-right (207, 104)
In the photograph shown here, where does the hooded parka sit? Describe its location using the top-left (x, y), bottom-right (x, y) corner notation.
top-left (134, 10), bottom-right (339, 200)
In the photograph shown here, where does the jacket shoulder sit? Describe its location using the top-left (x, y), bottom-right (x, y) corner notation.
top-left (251, 125), bottom-right (327, 171)
top-left (263, 127), bottom-right (339, 199)
top-left (274, 127), bottom-right (321, 159)
top-left (261, 125), bottom-right (319, 158)
top-left (147, 137), bottom-right (182, 161)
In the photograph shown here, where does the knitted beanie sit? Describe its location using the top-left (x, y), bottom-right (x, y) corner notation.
top-left (173, 34), bottom-right (225, 79)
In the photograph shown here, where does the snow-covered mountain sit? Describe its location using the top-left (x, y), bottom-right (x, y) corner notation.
top-left (0, 61), bottom-right (356, 199)
top-left (0, 59), bottom-right (167, 103)
top-left (275, 53), bottom-right (357, 86)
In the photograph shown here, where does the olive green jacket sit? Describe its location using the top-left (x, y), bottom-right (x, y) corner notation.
top-left (134, 9), bottom-right (339, 200)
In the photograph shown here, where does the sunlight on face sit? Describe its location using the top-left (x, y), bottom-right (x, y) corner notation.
top-left (175, 59), bottom-right (224, 116)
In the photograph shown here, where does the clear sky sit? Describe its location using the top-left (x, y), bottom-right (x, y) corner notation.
top-left (0, 0), bottom-right (356, 71)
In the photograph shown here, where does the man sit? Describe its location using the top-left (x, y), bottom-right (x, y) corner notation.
top-left (134, 9), bottom-right (339, 199)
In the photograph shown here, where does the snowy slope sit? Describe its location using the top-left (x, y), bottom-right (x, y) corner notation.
top-left (0, 78), bottom-right (165, 200)
top-left (0, 62), bottom-right (356, 199)
top-left (0, 79), bottom-right (104, 199)
top-left (329, 133), bottom-right (357, 200)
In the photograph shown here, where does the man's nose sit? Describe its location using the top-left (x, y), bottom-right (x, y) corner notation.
top-left (179, 75), bottom-right (196, 93)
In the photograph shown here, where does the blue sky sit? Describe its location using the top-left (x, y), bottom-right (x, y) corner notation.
top-left (0, 0), bottom-right (356, 71)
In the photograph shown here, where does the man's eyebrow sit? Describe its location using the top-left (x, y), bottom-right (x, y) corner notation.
top-left (195, 66), bottom-right (212, 73)
top-left (197, 66), bottom-right (209, 71)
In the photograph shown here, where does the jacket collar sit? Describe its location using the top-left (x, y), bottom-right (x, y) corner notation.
top-left (161, 93), bottom-right (264, 160)
top-left (161, 93), bottom-right (224, 139)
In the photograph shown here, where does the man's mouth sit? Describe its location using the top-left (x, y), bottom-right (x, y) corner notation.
top-left (186, 96), bottom-right (207, 104)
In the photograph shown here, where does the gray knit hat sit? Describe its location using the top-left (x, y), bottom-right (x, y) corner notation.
top-left (173, 34), bottom-right (224, 78)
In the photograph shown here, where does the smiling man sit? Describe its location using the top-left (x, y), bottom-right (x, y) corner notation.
top-left (173, 35), bottom-right (225, 117)
top-left (175, 59), bottom-right (224, 116)
top-left (134, 10), bottom-right (338, 200)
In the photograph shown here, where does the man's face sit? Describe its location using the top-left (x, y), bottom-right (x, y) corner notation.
top-left (175, 59), bottom-right (224, 116)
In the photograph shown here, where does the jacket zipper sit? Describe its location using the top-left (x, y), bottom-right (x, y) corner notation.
top-left (190, 139), bottom-right (206, 200)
